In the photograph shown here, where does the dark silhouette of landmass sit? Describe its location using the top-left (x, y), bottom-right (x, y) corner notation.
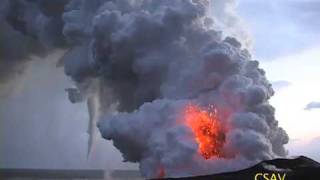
top-left (0, 156), bottom-right (319, 179)
top-left (165, 156), bottom-right (320, 180)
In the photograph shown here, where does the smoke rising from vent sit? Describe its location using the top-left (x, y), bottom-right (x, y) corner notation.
top-left (1, 0), bottom-right (289, 178)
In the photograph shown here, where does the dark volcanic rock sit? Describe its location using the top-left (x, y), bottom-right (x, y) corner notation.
top-left (165, 156), bottom-right (320, 180)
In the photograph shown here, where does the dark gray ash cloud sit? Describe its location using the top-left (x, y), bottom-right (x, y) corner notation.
top-left (1, 0), bottom-right (289, 178)
top-left (0, 0), bottom-right (68, 83)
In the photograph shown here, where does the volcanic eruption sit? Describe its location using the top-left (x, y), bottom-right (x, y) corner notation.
top-left (184, 104), bottom-right (225, 159)
top-left (1, 0), bottom-right (289, 178)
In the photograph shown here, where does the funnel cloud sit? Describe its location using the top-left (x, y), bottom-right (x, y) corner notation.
top-left (0, 0), bottom-right (289, 178)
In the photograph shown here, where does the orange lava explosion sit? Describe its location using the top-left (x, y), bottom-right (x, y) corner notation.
top-left (184, 104), bottom-right (225, 159)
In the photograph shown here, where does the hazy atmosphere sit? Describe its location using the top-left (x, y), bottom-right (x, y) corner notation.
top-left (238, 0), bottom-right (320, 161)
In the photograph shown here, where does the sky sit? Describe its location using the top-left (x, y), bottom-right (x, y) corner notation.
top-left (0, 52), bottom-right (137, 170)
top-left (238, 0), bottom-right (320, 160)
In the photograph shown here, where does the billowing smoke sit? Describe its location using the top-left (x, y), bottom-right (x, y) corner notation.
top-left (1, 0), bottom-right (289, 178)
top-left (209, 0), bottom-right (252, 48)
top-left (0, 0), bottom-right (68, 83)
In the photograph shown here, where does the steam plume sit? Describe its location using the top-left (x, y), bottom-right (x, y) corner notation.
top-left (1, 0), bottom-right (289, 178)
top-left (0, 0), bottom-right (68, 83)
top-left (62, 0), bottom-right (288, 177)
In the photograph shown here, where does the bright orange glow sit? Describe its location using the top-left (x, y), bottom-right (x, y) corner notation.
top-left (184, 104), bottom-right (225, 159)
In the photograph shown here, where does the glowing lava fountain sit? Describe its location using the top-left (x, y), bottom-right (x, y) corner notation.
top-left (184, 104), bottom-right (226, 159)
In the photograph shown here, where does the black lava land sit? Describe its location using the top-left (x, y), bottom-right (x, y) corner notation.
top-left (165, 156), bottom-right (320, 180)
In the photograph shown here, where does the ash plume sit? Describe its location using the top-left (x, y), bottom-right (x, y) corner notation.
top-left (1, 0), bottom-right (289, 178)
top-left (62, 0), bottom-right (288, 177)
top-left (0, 0), bottom-right (68, 83)
top-left (209, 0), bottom-right (252, 48)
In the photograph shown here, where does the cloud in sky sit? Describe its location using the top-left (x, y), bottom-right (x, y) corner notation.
top-left (0, 53), bottom-right (136, 170)
top-left (239, 0), bottom-right (320, 144)
top-left (238, 0), bottom-right (320, 59)
top-left (271, 81), bottom-right (291, 92)
top-left (286, 0), bottom-right (320, 31)
top-left (261, 46), bottom-right (320, 139)
top-left (305, 102), bottom-right (320, 110)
